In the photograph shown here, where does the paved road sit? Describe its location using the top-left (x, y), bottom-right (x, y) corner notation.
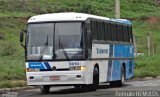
top-left (1, 79), bottom-right (160, 97)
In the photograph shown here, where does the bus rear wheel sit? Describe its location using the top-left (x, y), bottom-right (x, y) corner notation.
top-left (110, 66), bottom-right (125, 87)
top-left (40, 85), bottom-right (50, 94)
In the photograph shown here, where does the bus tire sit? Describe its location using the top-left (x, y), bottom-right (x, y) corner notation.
top-left (40, 85), bottom-right (50, 94)
top-left (74, 85), bottom-right (81, 88)
top-left (110, 65), bottom-right (125, 87)
top-left (90, 67), bottom-right (99, 91)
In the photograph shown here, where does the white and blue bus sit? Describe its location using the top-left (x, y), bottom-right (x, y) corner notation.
top-left (20, 12), bottom-right (134, 94)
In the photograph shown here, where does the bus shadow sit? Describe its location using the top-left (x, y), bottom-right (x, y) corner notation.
top-left (49, 84), bottom-right (130, 95)
top-left (50, 87), bottom-right (93, 94)
top-left (98, 83), bottom-right (129, 89)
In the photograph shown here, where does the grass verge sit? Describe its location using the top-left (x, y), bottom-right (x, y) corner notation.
top-left (0, 80), bottom-right (26, 88)
top-left (134, 55), bottom-right (160, 78)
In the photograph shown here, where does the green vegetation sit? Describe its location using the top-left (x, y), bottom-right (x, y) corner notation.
top-left (0, 0), bottom-right (160, 88)
top-left (134, 56), bottom-right (160, 78)
top-left (0, 17), bottom-right (26, 88)
top-left (0, 80), bottom-right (26, 88)
top-left (1, 0), bottom-right (160, 18)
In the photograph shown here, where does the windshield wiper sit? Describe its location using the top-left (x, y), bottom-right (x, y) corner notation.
top-left (39, 35), bottom-right (48, 60)
top-left (59, 36), bottom-right (70, 60)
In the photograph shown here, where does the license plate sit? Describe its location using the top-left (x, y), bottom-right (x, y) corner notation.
top-left (50, 76), bottom-right (60, 80)
top-left (60, 75), bottom-right (67, 80)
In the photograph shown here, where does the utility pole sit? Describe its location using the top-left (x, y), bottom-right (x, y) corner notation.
top-left (115, 0), bottom-right (120, 19)
top-left (147, 32), bottom-right (151, 56)
top-left (133, 34), bottom-right (138, 56)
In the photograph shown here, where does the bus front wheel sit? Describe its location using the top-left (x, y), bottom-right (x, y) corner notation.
top-left (90, 67), bottom-right (99, 91)
top-left (40, 85), bottom-right (50, 94)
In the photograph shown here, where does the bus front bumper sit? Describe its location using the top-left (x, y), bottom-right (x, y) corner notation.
top-left (26, 71), bottom-right (88, 86)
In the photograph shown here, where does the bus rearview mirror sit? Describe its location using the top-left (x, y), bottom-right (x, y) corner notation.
top-left (20, 31), bottom-right (24, 43)
top-left (20, 31), bottom-right (25, 49)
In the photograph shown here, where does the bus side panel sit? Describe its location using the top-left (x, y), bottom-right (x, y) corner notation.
top-left (125, 45), bottom-right (134, 79)
top-left (110, 60), bottom-right (121, 81)
top-left (92, 44), bottom-right (110, 82)
top-left (110, 44), bottom-right (134, 81)
top-left (125, 60), bottom-right (134, 79)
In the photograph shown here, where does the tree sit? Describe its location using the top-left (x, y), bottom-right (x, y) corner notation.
top-left (21, 0), bottom-right (26, 11)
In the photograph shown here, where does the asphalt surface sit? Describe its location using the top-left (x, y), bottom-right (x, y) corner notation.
top-left (1, 79), bottom-right (160, 97)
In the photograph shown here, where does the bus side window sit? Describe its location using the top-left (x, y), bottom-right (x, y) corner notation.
top-left (112, 23), bottom-right (116, 41)
top-left (117, 24), bottom-right (121, 42)
top-left (104, 22), bottom-right (107, 41)
top-left (124, 26), bottom-right (128, 42)
top-left (115, 24), bottom-right (119, 41)
top-left (111, 24), bottom-right (113, 41)
top-left (86, 20), bottom-right (92, 47)
top-left (129, 26), bottom-right (133, 43)
top-left (105, 22), bottom-right (111, 41)
top-left (122, 25), bottom-right (125, 42)
top-left (87, 28), bottom-right (92, 48)
top-left (97, 21), bottom-right (103, 41)
top-left (119, 25), bottom-right (123, 42)
top-left (92, 20), bottom-right (98, 40)
top-left (99, 22), bottom-right (104, 41)
top-left (109, 23), bottom-right (113, 41)
top-left (126, 26), bottom-right (130, 42)
top-left (95, 21), bottom-right (99, 40)
top-left (102, 22), bottom-right (105, 41)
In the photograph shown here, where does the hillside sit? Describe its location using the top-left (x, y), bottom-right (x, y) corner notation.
top-left (1, 0), bottom-right (160, 18)
top-left (0, 0), bottom-right (160, 88)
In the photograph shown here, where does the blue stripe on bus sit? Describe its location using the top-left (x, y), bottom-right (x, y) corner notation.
top-left (125, 60), bottom-right (134, 79)
top-left (28, 62), bottom-right (45, 69)
top-left (107, 44), bottom-right (113, 81)
top-left (44, 62), bottom-right (52, 70)
top-left (111, 60), bottom-right (121, 81)
top-left (28, 62), bottom-right (52, 71)
top-left (110, 19), bottom-right (132, 25)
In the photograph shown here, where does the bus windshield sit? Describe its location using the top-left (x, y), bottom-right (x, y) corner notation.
top-left (27, 22), bottom-right (83, 60)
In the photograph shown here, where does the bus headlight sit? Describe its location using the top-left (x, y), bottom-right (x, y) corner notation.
top-left (69, 66), bottom-right (86, 71)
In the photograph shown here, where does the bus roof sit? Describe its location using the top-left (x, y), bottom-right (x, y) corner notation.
top-left (110, 19), bottom-right (132, 25)
top-left (28, 12), bottom-right (131, 25)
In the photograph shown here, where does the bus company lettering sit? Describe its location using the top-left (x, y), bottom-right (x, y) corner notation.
top-left (31, 64), bottom-right (42, 67)
top-left (96, 48), bottom-right (108, 54)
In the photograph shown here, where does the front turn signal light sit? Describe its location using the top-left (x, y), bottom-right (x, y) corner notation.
top-left (26, 68), bottom-right (40, 72)
top-left (80, 66), bottom-right (86, 71)
top-left (69, 66), bottom-right (86, 71)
